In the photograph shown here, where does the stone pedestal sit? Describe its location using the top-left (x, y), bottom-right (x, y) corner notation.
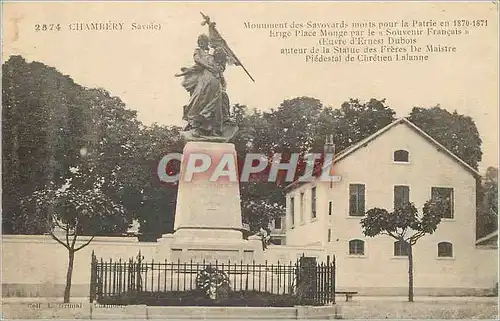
top-left (166, 141), bottom-right (260, 263)
top-left (174, 141), bottom-right (243, 237)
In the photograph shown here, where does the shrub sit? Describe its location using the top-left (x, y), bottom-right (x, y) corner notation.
top-left (97, 290), bottom-right (322, 307)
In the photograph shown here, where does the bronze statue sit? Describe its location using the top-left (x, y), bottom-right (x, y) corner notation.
top-left (175, 13), bottom-right (253, 141)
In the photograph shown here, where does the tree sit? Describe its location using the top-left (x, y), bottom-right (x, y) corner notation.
top-left (477, 166), bottom-right (498, 238)
top-left (22, 166), bottom-right (126, 302)
top-left (360, 201), bottom-right (444, 302)
top-left (2, 56), bottom-right (85, 233)
top-left (129, 124), bottom-right (184, 239)
top-left (2, 56), bottom-right (142, 236)
top-left (264, 97), bottom-right (323, 153)
top-left (231, 105), bottom-right (286, 232)
top-left (408, 106), bottom-right (482, 170)
top-left (312, 98), bottom-right (396, 153)
top-left (3, 56), bottom-right (144, 302)
top-left (73, 87), bottom-right (143, 235)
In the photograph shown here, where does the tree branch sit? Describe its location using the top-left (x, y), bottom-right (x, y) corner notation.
top-left (388, 231), bottom-right (401, 240)
top-left (49, 231), bottom-right (70, 251)
top-left (401, 227), bottom-right (409, 238)
top-left (52, 214), bottom-right (69, 231)
top-left (416, 230), bottom-right (426, 239)
top-left (407, 231), bottom-right (425, 245)
top-left (65, 225), bottom-right (71, 248)
top-left (70, 217), bottom-right (79, 250)
top-left (380, 231), bottom-right (399, 240)
top-left (414, 231), bottom-right (426, 242)
top-left (75, 236), bottom-right (95, 252)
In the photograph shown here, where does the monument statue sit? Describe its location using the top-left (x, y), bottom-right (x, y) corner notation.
top-left (170, 14), bottom-right (261, 264)
top-left (175, 12), bottom-right (254, 141)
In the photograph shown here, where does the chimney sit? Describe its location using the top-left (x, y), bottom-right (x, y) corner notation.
top-left (324, 134), bottom-right (335, 155)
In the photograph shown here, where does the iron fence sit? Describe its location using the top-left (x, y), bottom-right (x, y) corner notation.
top-left (90, 252), bottom-right (335, 305)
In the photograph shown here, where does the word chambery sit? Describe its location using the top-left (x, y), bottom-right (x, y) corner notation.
top-left (157, 153), bottom-right (341, 183)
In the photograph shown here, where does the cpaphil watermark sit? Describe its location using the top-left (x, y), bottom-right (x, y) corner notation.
top-left (157, 152), bottom-right (341, 184)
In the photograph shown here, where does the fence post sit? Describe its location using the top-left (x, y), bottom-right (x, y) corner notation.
top-left (297, 256), bottom-right (317, 304)
top-left (326, 255), bottom-right (330, 304)
top-left (332, 255), bottom-right (336, 304)
top-left (89, 251), bottom-right (95, 303)
top-left (136, 251), bottom-right (142, 292)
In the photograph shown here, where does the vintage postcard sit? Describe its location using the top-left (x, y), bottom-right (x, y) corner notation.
top-left (1, 1), bottom-right (498, 320)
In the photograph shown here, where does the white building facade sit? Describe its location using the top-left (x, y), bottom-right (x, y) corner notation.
top-left (284, 118), bottom-right (498, 296)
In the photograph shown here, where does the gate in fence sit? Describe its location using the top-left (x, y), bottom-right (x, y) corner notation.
top-left (89, 251), bottom-right (335, 305)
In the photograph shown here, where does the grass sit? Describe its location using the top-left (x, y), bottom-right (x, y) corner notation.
top-left (96, 290), bottom-right (323, 307)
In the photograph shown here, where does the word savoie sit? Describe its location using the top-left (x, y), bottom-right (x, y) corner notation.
top-left (131, 22), bottom-right (162, 30)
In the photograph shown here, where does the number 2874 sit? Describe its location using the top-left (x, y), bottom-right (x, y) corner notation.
top-left (34, 24), bottom-right (61, 31)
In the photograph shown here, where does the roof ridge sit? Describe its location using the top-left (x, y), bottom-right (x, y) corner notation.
top-left (285, 117), bottom-right (480, 190)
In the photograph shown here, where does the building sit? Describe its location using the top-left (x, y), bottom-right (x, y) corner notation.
top-left (269, 216), bottom-right (286, 245)
top-left (283, 118), bottom-right (498, 295)
top-left (476, 230), bottom-right (498, 249)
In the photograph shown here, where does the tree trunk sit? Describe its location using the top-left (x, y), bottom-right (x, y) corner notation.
top-left (408, 244), bottom-right (414, 302)
top-left (64, 250), bottom-right (75, 303)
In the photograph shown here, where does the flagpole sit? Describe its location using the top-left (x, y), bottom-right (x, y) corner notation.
top-left (200, 12), bottom-right (255, 82)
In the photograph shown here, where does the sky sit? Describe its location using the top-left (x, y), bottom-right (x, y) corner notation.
top-left (2, 2), bottom-right (498, 172)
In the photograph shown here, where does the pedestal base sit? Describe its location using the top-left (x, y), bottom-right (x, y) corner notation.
top-left (173, 228), bottom-right (242, 239)
top-left (160, 141), bottom-right (261, 263)
top-left (160, 232), bottom-right (261, 264)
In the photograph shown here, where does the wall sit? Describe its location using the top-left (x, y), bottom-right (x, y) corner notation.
top-left (285, 122), bottom-right (498, 295)
top-left (286, 182), bottom-right (327, 246)
top-left (2, 233), bottom-right (328, 298)
top-left (474, 246), bottom-right (499, 290)
top-left (2, 234), bottom-right (158, 298)
top-left (263, 244), bottom-right (326, 263)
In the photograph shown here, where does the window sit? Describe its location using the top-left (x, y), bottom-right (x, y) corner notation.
top-left (300, 192), bottom-right (305, 223)
top-left (394, 186), bottom-right (410, 209)
top-left (311, 187), bottom-right (317, 219)
top-left (274, 217), bottom-right (282, 229)
top-left (271, 239), bottom-right (282, 245)
top-left (431, 187), bottom-right (454, 219)
top-left (290, 197), bottom-right (295, 227)
top-left (438, 242), bottom-right (453, 257)
top-left (328, 201), bottom-right (333, 216)
top-left (394, 150), bottom-right (409, 162)
top-left (349, 184), bottom-right (365, 216)
top-left (327, 229), bottom-right (331, 242)
top-left (349, 239), bottom-right (365, 255)
top-left (394, 240), bottom-right (410, 256)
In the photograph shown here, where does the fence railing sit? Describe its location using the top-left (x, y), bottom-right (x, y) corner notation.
top-left (90, 252), bottom-right (335, 305)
